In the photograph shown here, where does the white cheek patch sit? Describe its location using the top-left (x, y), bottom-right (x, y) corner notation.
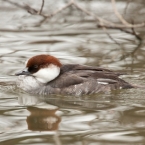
top-left (32, 64), bottom-right (60, 83)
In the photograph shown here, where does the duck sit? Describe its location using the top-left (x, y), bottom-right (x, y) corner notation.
top-left (15, 54), bottom-right (134, 96)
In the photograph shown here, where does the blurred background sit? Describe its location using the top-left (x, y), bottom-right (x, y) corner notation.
top-left (0, 0), bottom-right (145, 145)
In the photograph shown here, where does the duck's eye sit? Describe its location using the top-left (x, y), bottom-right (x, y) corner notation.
top-left (28, 65), bottom-right (39, 73)
top-left (34, 65), bottom-right (38, 68)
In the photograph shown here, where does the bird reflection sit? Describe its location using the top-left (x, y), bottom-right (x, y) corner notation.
top-left (27, 107), bottom-right (61, 131)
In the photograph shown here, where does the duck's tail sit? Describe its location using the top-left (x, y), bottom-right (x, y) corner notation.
top-left (131, 83), bottom-right (145, 89)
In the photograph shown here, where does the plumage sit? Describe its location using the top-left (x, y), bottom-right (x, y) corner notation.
top-left (16, 55), bottom-right (134, 96)
top-left (47, 64), bottom-right (133, 95)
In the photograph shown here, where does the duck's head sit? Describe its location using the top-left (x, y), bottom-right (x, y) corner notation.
top-left (15, 54), bottom-right (62, 83)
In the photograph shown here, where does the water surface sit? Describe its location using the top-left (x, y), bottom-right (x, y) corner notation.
top-left (0, 0), bottom-right (145, 145)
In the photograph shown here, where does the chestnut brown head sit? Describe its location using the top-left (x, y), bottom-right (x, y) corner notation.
top-left (15, 54), bottom-right (62, 83)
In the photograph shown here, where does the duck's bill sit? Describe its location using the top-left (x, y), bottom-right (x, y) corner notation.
top-left (15, 68), bottom-right (31, 76)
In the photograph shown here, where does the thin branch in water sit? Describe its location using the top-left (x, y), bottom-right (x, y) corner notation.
top-left (130, 26), bottom-right (142, 55)
top-left (124, 0), bottom-right (133, 14)
top-left (40, 0), bottom-right (74, 24)
top-left (4, 0), bottom-right (47, 17)
top-left (102, 25), bottom-right (121, 47)
top-left (4, 0), bottom-right (145, 29)
top-left (119, 27), bottom-right (142, 60)
top-left (72, 0), bottom-right (112, 26)
top-left (39, 0), bottom-right (45, 15)
top-left (72, 0), bottom-right (145, 28)
top-left (4, 0), bottom-right (29, 10)
top-left (49, 1), bottom-right (73, 17)
top-left (111, 0), bottom-right (130, 26)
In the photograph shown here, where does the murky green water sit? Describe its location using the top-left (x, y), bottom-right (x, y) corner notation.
top-left (0, 0), bottom-right (145, 145)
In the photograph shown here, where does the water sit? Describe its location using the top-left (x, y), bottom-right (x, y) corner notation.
top-left (0, 0), bottom-right (145, 145)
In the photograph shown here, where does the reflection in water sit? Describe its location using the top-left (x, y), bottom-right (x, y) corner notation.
top-left (0, 91), bottom-right (145, 144)
top-left (18, 94), bottom-right (43, 106)
top-left (17, 90), bottom-right (114, 109)
top-left (27, 107), bottom-right (61, 131)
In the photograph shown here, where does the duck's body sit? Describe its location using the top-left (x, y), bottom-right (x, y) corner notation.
top-left (16, 54), bottom-right (133, 96)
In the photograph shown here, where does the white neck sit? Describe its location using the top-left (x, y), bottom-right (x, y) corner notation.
top-left (32, 64), bottom-right (60, 83)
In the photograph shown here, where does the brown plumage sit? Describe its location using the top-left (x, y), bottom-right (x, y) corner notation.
top-left (27, 55), bottom-right (62, 74)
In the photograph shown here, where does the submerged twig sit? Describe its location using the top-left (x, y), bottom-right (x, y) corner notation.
top-left (3, 0), bottom-right (144, 60)
top-left (4, 0), bottom-right (145, 28)
top-left (111, 0), bottom-right (130, 26)
top-left (120, 27), bottom-right (142, 60)
top-left (39, 0), bottom-right (44, 15)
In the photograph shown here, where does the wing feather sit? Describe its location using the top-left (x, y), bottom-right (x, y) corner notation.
top-left (48, 64), bottom-right (132, 90)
